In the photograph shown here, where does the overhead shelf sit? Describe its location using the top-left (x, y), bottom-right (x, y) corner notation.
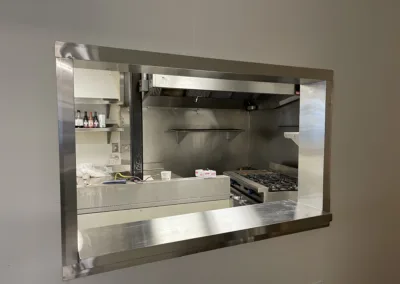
top-left (168, 128), bottom-right (244, 143)
top-left (76, 127), bottom-right (123, 143)
top-left (74, 98), bottom-right (123, 118)
top-left (75, 127), bottom-right (123, 133)
top-left (74, 98), bottom-right (123, 105)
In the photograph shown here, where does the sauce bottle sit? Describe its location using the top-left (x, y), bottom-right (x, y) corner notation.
top-left (83, 111), bottom-right (89, 128)
top-left (88, 112), bottom-right (94, 128)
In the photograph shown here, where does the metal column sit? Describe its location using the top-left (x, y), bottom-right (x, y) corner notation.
top-left (129, 73), bottom-right (144, 179)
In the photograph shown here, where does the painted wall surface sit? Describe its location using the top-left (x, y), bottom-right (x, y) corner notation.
top-left (0, 1), bottom-right (399, 284)
top-left (74, 68), bottom-right (122, 166)
top-left (74, 69), bottom-right (120, 99)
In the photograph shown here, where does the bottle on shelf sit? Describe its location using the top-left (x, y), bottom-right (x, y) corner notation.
top-left (83, 111), bottom-right (89, 128)
top-left (75, 110), bottom-right (83, 128)
top-left (88, 112), bottom-right (94, 128)
top-left (93, 111), bottom-right (99, 128)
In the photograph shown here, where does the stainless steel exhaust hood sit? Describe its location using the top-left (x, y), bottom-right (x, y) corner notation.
top-left (142, 74), bottom-right (297, 110)
top-left (151, 74), bottom-right (294, 95)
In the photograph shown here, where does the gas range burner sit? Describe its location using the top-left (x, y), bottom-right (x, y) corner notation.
top-left (242, 172), bottom-right (298, 192)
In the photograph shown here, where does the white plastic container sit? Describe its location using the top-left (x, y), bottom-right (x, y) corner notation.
top-left (195, 169), bottom-right (204, 177)
top-left (199, 170), bottom-right (216, 178)
top-left (203, 170), bottom-right (211, 178)
top-left (98, 114), bottom-right (106, 128)
top-left (161, 171), bottom-right (171, 181)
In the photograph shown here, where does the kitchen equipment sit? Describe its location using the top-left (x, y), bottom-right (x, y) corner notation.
top-left (224, 164), bottom-right (298, 203)
top-left (77, 176), bottom-right (231, 215)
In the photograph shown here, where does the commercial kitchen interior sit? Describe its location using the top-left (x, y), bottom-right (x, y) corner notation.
top-left (75, 67), bottom-right (303, 229)
top-left (3, 1), bottom-right (399, 284)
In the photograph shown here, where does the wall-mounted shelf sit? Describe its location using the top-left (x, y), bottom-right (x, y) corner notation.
top-left (261, 95), bottom-right (300, 110)
top-left (284, 132), bottom-right (299, 146)
top-left (74, 98), bottom-right (123, 118)
top-left (74, 98), bottom-right (122, 105)
top-left (76, 127), bottom-right (123, 143)
top-left (75, 127), bottom-right (123, 133)
top-left (168, 128), bottom-right (244, 143)
top-left (275, 95), bottom-right (299, 109)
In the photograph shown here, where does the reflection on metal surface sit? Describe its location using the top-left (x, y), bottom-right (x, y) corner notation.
top-left (143, 95), bottom-right (246, 110)
top-left (119, 72), bottom-right (125, 104)
top-left (152, 74), bottom-right (294, 95)
top-left (168, 128), bottom-right (244, 144)
top-left (57, 58), bottom-right (78, 266)
top-left (77, 176), bottom-right (230, 214)
top-left (269, 162), bottom-right (298, 178)
top-left (78, 199), bottom-right (231, 230)
top-left (323, 81), bottom-right (333, 212)
top-left (120, 73), bottom-right (132, 166)
top-left (62, 200), bottom-right (331, 280)
top-left (130, 73), bottom-right (144, 178)
top-left (143, 108), bottom-right (250, 177)
top-left (248, 100), bottom-right (299, 169)
top-left (55, 41), bottom-right (333, 84)
top-left (298, 82), bottom-right (326, 210)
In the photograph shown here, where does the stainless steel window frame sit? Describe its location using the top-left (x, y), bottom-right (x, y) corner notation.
top-left (56, 41), bottom-right (333, 279)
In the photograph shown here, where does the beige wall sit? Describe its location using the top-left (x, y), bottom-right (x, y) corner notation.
top-left (0, 1), bottom-right (399, 284)
top-left (74, 69), bottom-right (120, 100)
top-left (74, 68), bottom-right (122, 166)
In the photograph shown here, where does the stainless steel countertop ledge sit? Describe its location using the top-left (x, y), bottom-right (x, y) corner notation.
top-left (64, 200), bottom-right (332, 280)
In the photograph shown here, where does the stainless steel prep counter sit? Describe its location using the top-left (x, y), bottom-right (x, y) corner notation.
top-left (77, 169), bottom-right (182, 188)
top-left (77, 175), bottom-right (231, 214)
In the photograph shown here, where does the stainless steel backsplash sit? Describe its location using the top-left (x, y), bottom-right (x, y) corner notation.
top-left (143, 107), bottom-right (250, 177)
top-left (143, 103), bottom-right (299, 177)
top-left (249, 101), bottom-right (299, 169)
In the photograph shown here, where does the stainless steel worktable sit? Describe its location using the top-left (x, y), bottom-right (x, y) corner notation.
top-left (77, 170), bottom-right (182, 188)
top-left (64, 200), bottom-right (332, 279)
